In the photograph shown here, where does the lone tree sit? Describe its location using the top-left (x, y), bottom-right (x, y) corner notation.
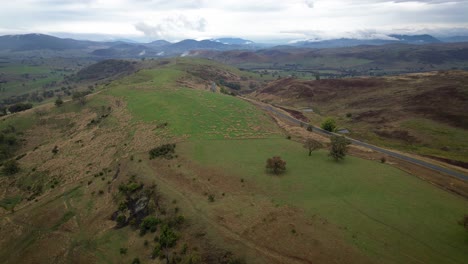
top-left (72, 91), bottom-right (88, 105)
top-left (303, 138), bottom-right (322, 156)
top-left (321, 118), bottom-right (337, 132)
top-left (266, 156), bottom-right (286, 175)
top-left (329, 135), bottom-right (351, 161)
top-left (55, 96), bottom-right (63, 107)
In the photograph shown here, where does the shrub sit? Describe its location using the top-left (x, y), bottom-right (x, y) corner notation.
top-left (266, 156), bottom-right (286, 175)
top-left (140, 216), bottom-right (161, 235)
top-left (159, 224), bottom-right (178, 249)
top-left (52, 146), bottom-right (59, 155)
top-left (116, 214), bottom-right (127, 227)
top-left (2, 160), bottom-right (20, 175)
top-left (380, 157), bottom-right (386, 163)
top-left (149, 144), bottom-right (176, 159)
top-left (321, 118), bottom-right (337, 132)
top-left (55, 97), bottom-right (64, 107)
top-left (119, 248), bottom-right (127, 255)
top-left (208, 194), bottom-right (215, 202)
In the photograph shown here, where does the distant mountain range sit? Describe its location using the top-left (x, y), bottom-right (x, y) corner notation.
top-left (0, 33), bottom-right (467, 58)
top-left (294, 34), bottom-right (443, 48)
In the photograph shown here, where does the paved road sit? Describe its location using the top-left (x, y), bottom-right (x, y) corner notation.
top-left (242, 97), bottom-right (468, 182)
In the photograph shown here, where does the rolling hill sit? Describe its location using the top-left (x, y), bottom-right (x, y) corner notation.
top-left (0, 58), bottom-right (467, 264)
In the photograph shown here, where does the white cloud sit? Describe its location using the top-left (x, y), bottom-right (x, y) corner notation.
top-left (304, 0), bottom-right (314, 8)
top-left (0, 0), bottom-right (467, 42)
top-left (135, 15), bottom-right (206, 40)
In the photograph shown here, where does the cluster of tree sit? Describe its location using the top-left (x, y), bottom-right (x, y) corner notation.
top-left (8, 103), bottom-right (33, 113)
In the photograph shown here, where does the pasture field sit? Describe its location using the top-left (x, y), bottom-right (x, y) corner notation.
top-left (107, 68), bottom-right (281, 140)
top-left (182, 138), bottom-right (468, 264)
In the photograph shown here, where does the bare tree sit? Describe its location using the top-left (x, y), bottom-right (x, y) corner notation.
top-left (303, 138), bottom-right (322, 156)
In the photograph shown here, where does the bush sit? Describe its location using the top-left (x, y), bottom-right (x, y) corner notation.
top-left (116, 214), bottom-right (127, 227)
top-left (159, 224), bottom-right (178, 249)
top-left (119, 248), bottom-right (127, 255)
top-left (380, 157), bottom-right (386, 163)
top-left (149, 144), bottom-right (176, 159)
top-left (321, 118), bottom-right (337, 132)
top-left (266, 156), bottom-right (286, 175)
top-left (208, 194), bottom-right (215, 202)
top-left (2, 160), bottom-right (20, 175)
top-left (140, 216), bottom-right (161, 235)
top-left (55, 97), bottom-right (64, 107)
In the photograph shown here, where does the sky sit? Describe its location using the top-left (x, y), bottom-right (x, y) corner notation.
top-left (0, 0), bottom-right (467, 43)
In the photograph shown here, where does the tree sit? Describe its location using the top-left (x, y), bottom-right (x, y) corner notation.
top-left (303, 138), bottom-right (322, 156)
top-left (266, 156), bottom-right (286, 174)
top-left (321, 118), bottom-right (337, 132)
top-left (55, 97), bottom-right (63, 107)
top-left (329, 136), bottom-right (350, 161)
top-left (2, 160), bottom-right (20, 175)
top-left (72, 91), bottom-right (88, 105)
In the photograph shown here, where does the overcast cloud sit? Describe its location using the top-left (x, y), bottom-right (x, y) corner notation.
top-left (0, 0), bottom-right (467, 42)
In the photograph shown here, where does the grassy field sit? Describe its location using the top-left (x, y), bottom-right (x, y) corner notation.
top-left (103, 62), bottom-right (468, 263)
top-left (0, 64), bottom-right (66, 99)
top-left (107, 68), bottom-right (281, 140)
top-left (182, 138), bottom-right (468, 264)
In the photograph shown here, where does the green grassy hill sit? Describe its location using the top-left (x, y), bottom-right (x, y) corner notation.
top-left (0, 58), bottom-right (467, 264)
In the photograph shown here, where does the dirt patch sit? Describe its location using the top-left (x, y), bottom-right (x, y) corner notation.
top-left (276, 106), bottom-right (309, 122)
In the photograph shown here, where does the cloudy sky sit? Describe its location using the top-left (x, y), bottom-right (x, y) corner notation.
top-left (0, 0), bottom-right (467, 42)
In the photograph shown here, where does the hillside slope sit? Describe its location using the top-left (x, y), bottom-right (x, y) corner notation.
top-left (0, 60), bottom-right (467, 264)
top-left (252, 71), bottom-right (468, 165)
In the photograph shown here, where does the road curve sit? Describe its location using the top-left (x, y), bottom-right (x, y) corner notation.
top-left (241, 97), bottom-right (468, 182)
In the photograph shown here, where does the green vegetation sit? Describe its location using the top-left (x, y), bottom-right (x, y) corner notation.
top-left (107, 68), bottom-right (280, 140)
top-left (265, 156), bottom-right (287, 175)
top-left (140, 216), bottom-right (161, 235)
top-left (303, 138), bottom-right (322, 156)
top-left (0, 195), bottom-right (22, 211)
top-left (2, 159), bottom-right (20, 175)
top-left (184, 138), bottom-right (468, 263)
top-left (149, 144), bottom-right (176, 160)
top-left (8, 103), bottom-right (33, 113)
top-left (329, 135), bottom-right (351, 161)
top-left (321, 117), bottom-right (337, 132)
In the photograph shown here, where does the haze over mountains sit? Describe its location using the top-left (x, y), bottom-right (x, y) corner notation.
top-left (1, 33), bottom-right (467, 58)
